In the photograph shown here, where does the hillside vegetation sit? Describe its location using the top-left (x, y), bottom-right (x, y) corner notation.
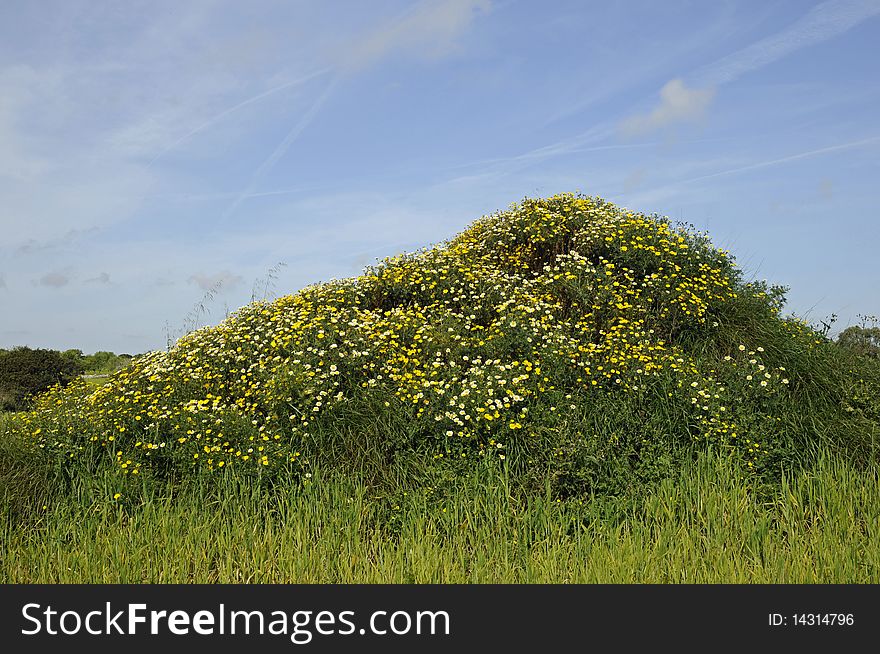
top-left (2, 193), bottom-right (879, 582)
top-left (5, 193), bottom-right (879, 495)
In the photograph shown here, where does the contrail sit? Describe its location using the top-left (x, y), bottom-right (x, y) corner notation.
top-left (147, 67), bottom-right (332, 167)
top-left (438, 122), bottom-right (618, 183)
top-left (221, 76), bottom-right (339, 223)
top-left (692, 0), bottom-right (880, 87)
top-left (670, 135), bottom-right (880, 186)
top-left (627, 135), bottom-right (880, 203)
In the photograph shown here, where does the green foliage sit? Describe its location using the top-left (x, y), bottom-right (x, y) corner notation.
top-left (837, 323), bottom-right (880, 359)
top-left (0, 347), bottom-right (84, 412)
top-left (62, 349), bottom-right (84, 365)
top-left (1, 447), bottom-right (878, 583)
top-left (80, 350), bottom-right (134, 374)
top-left (3, 193), bottom-right (879, 504)
top-left (2, 192), bottom-right (880, 583)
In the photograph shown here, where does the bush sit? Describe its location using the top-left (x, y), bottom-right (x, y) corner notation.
top-left (837, 324), bottom-right (880, 359)
top-left (81, 351), bottom-right (134, 374)
top-left (3, 193), bottom-right (879, 502)
top-left (0, 347), bottom-right (84, 412)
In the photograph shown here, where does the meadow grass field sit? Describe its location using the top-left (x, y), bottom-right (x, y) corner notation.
top-left (2, 437), bottom-right (877, 583)
top-left (2, 194), bottom-right (879, 583)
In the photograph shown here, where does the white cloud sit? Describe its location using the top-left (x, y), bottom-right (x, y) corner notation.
top-left (188, 270), bottom-right (244, 291)
top-left (0, 65), bottom-right (61, 183)
top-left (0, 2), bottom-right (322, 246)
top-left (621, 79), bottom-right (715, 136)
top-left (15, 228), bottom-right (99, 256)
top-left (0, 1), bottom-right (495, 251)
top-left (342, 0), bottom-right (491, 71)
top-left (36, 272), bottom-right (71, 288)
top-left (218, 1), bottom-right (492, 222)
top-left (85, 272), bottom-right (111, 285)
top-left (616, 1), bottom-right (879, 143)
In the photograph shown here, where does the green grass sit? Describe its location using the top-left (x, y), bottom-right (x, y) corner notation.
top-left (2, 445), bottom-right (877, 583)
top-left (3, 194), bottom-right (879, 583)
top-left (81, 374), bottom-right (111, 390)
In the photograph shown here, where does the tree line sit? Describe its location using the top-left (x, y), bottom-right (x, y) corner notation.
top-left (0, 347), bottom-right (136, 412)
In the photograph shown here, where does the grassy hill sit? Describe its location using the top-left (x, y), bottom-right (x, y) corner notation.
top-left (2, 193), bottom-right (879, 582)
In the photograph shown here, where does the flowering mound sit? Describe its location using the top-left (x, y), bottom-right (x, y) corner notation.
top-left (7, 194), bottom-right (875, 496)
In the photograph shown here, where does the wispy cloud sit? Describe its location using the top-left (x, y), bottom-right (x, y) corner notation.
top-left (617, 1), bottom-right (879, 140)
top-left (438, 123), bottom-right (634, 185)
top-left (817, 178), bottom-right (834, 200)
top-left (84, 272), bottom-right (111, 285)
top-left (14, 228), bottom-right (99, 256)
top-left (666, 135), bottom-right (880, 186)
top-left (623, 168), bottom-right (647, 193)
top-left (36, 272), bottom-right (71, 288)
top-left (220, 1), bottom-right (492, 222)
top-left (146, 67), bottom-right (332, 167)
top-left (693, 0), bottom-right (880, 86)
top-left (188, 270), bottom-right (243, 291)
top-left (439, 130), bottom-right (733, 190)
top-left (621, 79), bottom-right (715, 136)
top-left (630, 135), bottom-right (880, 203)
top-left (0, 3), bottom-right (325, 245)
top-left (221, 76), bottom-right (339, 222)
top-left (0, 64), bottom-right (70, 183)
top-left (342, 0), bottom-right (492, 71)
top-left (2, 1), bottom-right (877, 353)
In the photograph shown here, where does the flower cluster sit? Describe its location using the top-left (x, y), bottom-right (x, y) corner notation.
top-left (5, 194), bottom-right (805, 482)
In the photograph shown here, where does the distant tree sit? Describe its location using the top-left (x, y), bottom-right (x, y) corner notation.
top-left (62, 349), bottom-right (84, 366)
top-left (81, 351), bottom-right (133, 374)
top-left (836, 324), bottom-right (880, 359)
top-left (0, 347), bottom-right (84, 411)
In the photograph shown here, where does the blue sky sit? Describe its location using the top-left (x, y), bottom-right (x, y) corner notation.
top-left (1, 0), bottom-right (878, 354)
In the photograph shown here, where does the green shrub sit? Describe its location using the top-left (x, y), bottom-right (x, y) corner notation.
top-left (837, 324), bottom-right (880, 359)
top-left (81, 351), bottom-right (134, 374)
top-left (3, 193), bottom-right (879, 502)
top-left (0, 347), bottom-right (84, 412)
